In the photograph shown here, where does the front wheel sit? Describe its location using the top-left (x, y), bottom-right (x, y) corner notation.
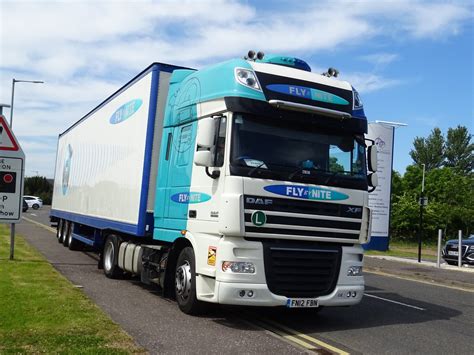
top-left (32, 204), bottom-right (40, 210)
top-left (175, 247), bottom-right (206, 315)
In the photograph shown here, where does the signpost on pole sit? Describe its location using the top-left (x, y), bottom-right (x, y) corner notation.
top-left (0, 108), bottom-right (25, 260)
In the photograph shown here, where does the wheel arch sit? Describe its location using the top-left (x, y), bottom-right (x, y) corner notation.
top-left (163, 236), bottom-right (194, 298)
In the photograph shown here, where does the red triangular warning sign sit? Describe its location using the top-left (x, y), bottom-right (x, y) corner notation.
top-left (0, 115), bottom-right (20, 151)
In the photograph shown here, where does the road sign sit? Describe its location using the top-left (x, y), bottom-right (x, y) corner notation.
top-left (418, 197), bottom-right (428, 206)
top-left (0, 114), bottom-right (25, 223)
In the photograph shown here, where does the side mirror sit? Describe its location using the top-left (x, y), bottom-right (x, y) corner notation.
top-left (368, 145), bottom-right (378, 172)
top-left (194, 150), bottom-right (213, 167)
top-left (196, 117), bottom-right (217, 148)
top-left (368, 172), bottom-right (378, 188)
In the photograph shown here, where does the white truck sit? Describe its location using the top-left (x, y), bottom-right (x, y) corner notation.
top-left (51, 51), bottom-right (377, 314)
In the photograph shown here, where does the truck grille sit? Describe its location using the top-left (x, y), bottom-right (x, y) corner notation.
top-left (262, 240), bottom-right (342, 297)
top-left (244, 195), bottom-right (362, 241)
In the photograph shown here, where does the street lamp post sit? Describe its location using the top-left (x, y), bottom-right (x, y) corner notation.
top-left (417, 163), bottom-right (426, 263)
top-left (8, 78), bottom-right (44, 260)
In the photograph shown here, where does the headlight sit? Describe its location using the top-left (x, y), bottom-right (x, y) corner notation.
top-left (347, 266), bottom-right (363, 276)
top-left (469, 245), bottom-right (474, 250)
top-left (235, 68), bottom-right (261, 91)
top-left (222, 261), bottom-right (255, 274)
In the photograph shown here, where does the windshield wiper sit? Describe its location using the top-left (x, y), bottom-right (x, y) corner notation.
top-left (248, 162), bottom-right (267, 177)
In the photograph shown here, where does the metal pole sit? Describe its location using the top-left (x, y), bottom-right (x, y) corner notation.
top-left (10, 79), bottom-right (15, 126)
top-left (9, 79), bottom-right (16, 260)
top-left (417, 164), bottom-right (425, 263)
top-left (437, 229), bottom-right (442, 268)
top-left (458, 230), bottom-right (462, 267)
top-left (6, 79), bottom-right (43, 260)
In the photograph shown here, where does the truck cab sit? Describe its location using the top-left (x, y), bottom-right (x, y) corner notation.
top-left (154, 52), bottom-right (376, 312)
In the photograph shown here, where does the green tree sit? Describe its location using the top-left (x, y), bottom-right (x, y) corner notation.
top-left (24, 176), bottom-right (53, 205)
top-left (390, 170), bottom-right (403, 202)
top-left (390, 167), bottom-right (474, 241)
top-left (444, 125), bottom-right (473, 175)
top-left (409, 127), bottom-right (445, 171)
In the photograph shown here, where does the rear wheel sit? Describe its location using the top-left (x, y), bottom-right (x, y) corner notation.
top-left (62, 222), bottom-right (70, 247)
top-left (58, 220), bottom-right (67, 244)
top-left (103, 235), bottom-right (122, 279)
top-left (56, 219), bottom-right (63, 242)
top-left (175, 247), bottom-right (206, 315)
top-left (67, 223), bottom-right (80, 250)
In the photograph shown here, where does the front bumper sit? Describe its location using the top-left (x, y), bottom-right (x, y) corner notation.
top-left (217, 281), bottom-right (364, 307)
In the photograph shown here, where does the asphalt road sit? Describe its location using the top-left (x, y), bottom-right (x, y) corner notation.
top-left (16, 207), bottom-right (474, 354)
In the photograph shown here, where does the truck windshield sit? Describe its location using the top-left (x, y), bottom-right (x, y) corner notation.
top-left (230, 113), bottom-right (368, 190)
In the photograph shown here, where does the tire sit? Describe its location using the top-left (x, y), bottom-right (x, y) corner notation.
top-left (57, 219), bottom-right (63, 242)
top-left (67, 223), bottom-right (80, 251)
top-left (446, 260), bottom-right (458, 266)
top-left (58, 220), bottom-right (67, 244)
top-left (32, 204), bottom-right (40, 210)
top-left (62, 222), bottom-right (71, 247)
top-left (175, 247), bottom-right (206, 315)
top-left (103, 235), bottom-right (122, 279)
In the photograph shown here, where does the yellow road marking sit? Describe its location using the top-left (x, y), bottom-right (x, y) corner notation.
top-left (262, 319), bottom-right (350, 355)
top-left (253, 319), bottom-right (318, 351)
top-left (22, 216), bottom-right (56, 234)
top-left (365, 269), bottom-right (474, 293)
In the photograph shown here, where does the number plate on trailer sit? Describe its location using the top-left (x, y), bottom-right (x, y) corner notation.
top-left (286, 298), bottom-right (319, 308)
top-left (448, 251), bottom-right (459, 256)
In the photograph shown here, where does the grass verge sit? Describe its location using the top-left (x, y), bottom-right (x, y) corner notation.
top-left (0, 224), bottom-right (145, 354)
top-left (366, 241), bottom-right (439, 261)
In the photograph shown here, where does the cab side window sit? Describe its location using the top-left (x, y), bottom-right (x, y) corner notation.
top-left (214, 116), bottom-right (227, 167)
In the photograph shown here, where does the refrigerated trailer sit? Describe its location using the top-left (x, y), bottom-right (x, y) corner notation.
top-left (51, 51), bottom-right (378, 314)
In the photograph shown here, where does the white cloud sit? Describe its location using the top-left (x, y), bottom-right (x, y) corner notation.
top-left (360, 53), bottom-right (400, 66)
top-left (0, 0), bottom-right (472, 177)
top-left (341, 72), bottom-right (403, 93)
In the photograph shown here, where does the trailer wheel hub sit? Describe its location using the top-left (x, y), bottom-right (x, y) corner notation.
top-left (175, 261), bottom-right (191, 300)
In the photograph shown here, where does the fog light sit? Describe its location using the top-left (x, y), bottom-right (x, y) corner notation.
top-left (239, 290), bottom-right (246, 297)
top-left (247, 290), bottom-right (254, 297)
top-left (352, 291), bottom-right (357, 297)
top-left (347, 266), bottom-right (363, 276)
top-left (222, 261), bottom-right (256, 273)
top-left (347, 291), bottom-right (352, 298)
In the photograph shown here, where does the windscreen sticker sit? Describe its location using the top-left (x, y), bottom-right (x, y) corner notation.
top-left (264, 185), bottom-right (349, 201)
top-left (171, 192), bottom-right (211, 204)
top-left (244, 159), bottom-right (267, 168)
top-left (266, 84), bottom-right (349, 105)
top-left (110, 99), bottom-right (143, 124)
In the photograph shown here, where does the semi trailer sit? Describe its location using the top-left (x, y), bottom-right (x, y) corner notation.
top-left (51, 51), bottom-right (378, 314)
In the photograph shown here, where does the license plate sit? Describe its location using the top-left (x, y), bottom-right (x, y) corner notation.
top-left (286, 298), bottom-right (319, 308)
top-left (448, 251), bottom-right (459, 256)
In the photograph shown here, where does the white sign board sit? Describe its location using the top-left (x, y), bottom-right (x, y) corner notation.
top-left (0, 115), bottom-right (25, 223)
top-left (366, 123), bottom-right (394, 237)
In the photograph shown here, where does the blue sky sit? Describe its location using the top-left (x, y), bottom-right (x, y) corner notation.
top-left (0, 0), bottom-right (472, 177)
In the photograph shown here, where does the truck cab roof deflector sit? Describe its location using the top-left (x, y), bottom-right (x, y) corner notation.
top-left (268, 100), bottom-right (352, 120)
